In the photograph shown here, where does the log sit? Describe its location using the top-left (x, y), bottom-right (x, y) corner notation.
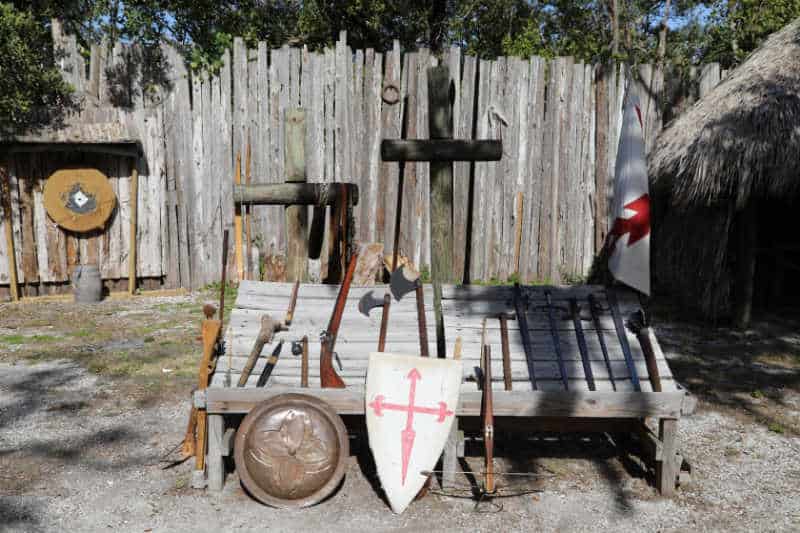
top-left (381, 140), bottom-right (502, 162)
top-left (233, 183), bottom-right (358, 206)
top-left (285, 109), bottom-right (309, 281)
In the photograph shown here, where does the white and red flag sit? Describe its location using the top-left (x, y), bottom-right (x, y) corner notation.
top-left (608, 85), bottom-right (651, 295)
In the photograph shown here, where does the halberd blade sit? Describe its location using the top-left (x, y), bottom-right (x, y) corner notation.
top-left (358, 290), bottom-right (385, 316)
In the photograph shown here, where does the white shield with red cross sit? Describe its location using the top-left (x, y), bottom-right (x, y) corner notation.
top-left (365, 352), bottom-right (462, 514)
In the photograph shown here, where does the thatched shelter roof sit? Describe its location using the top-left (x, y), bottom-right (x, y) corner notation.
top-left (649, 18), bottom-right (800, 208)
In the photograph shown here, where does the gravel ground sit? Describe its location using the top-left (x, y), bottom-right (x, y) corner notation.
top-left (1, 297), bottom-right (799, 532)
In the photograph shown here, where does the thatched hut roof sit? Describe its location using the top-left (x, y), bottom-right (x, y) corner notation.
top-left (649, 18), bottom-right (800, 208)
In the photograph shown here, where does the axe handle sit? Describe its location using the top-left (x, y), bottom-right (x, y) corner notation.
top-left (301, 335), bottom-right (309, 388)
top-left (415, 283), bottom-right (429, 357)
top-left (499, 315), bottom-right (513, 391)
top-left (378, 294), bottom-right (391, 352)
top-left (285, 280), bottom-right (300, 326)
top-left (238, 318), bottom-right (274, 387)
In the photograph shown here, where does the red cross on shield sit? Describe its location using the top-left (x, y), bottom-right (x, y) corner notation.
top-left (365, 353), bottom-right (462, 514)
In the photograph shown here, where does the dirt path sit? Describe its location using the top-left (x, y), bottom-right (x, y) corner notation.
top-left (1, 296), bottom-right (799, 532)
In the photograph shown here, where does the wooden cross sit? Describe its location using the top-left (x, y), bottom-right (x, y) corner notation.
top-left (381, 65), bottom-right (502, 358)
top-left (381, 65), bottom-right (502, 492)
top-left (233, 109), bottom-right (358, 282)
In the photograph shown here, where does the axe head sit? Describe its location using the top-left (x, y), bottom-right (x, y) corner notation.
top-left (390, 266), bottom-right (419, 301)
top-left (358, 290), bottom-right (385, 316)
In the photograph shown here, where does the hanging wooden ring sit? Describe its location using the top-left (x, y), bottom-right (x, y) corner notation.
top-left (43, 168), bottom-right (117, 233)
top-left (382, 83), bottom-right (400, 105)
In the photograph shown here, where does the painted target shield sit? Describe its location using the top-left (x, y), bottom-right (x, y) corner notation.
top-left (43, 168), bottom-right (116, 232)
top-left (234, 394), bottom-right (349, 508)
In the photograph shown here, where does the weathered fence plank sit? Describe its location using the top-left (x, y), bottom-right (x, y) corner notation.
top-left (1, 28), bottom-right (724, 296)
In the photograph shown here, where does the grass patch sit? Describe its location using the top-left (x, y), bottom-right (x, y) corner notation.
top-left (0, 335), bottom-right (27, 345)
top-left (754, 352), bottom-right (800, 370)
top-left (768, 422), bottom-right (785, 434)
top-left (0, 334), bottom-right (59, 345)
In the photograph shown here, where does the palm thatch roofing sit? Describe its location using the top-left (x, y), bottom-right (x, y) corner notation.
top-left (649, 17), bottom-right (800, 208)
top-left (648, 18), bottom-right (800, 320)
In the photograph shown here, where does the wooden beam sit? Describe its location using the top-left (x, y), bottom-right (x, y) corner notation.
top-left (1, 164), bottom-right (19, 301)
top-left (128, 163), bottom-right (138, 295)
top-left (233, 183), bottom-right (358, 206)
top-left (203, 387), bottom-right (685, 418)
top-left (380, 140), bottom-right (502, 162)
top-left (734, 202), bottom-right (758, 329)
top-left (285, 109), bottom-right (309, 282)
top-left (656, 418), bottom-right (679, 496)
top-left (1, 142), bottom-right (141, 158)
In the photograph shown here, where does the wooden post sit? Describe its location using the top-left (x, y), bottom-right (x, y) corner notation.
top-left (128, 162), bottom-right (138, 295)
top-left (244, 142), bottom-right (253, 280)
top-left (1, 164), bottom-right (19, 301)
top-left (656, 418), bottom-right (679, 496)
top-left (285, 109), bottom-right (309, 282)
top-left (206, 414), bottom-right (225, 491)
top-left (428, 66), bottom-right (458, 488)
top-left (734, 202), bottom-right (758, 329)
top-left (514, 191), bottom-right (524, 276)
top-left (428, 65), bottom-right (454, 358)
top-left (234, 151), bottom-right (244, 281)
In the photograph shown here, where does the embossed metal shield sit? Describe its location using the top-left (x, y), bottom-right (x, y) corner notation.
top-left (234, 394), bottom-right (348, 508)
top-left (43, 168), bottom-right (116, 232)
top-left (365, 353), bottom-right (462, 514)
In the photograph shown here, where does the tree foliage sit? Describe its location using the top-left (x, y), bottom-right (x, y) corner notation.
top-left (5, 0), bottom-right (800, 132)
top-left (0, 3), bottom-right (74, 136)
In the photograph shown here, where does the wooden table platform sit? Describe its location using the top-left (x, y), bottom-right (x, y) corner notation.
top-left (196, 281), bottom-right (692, 497)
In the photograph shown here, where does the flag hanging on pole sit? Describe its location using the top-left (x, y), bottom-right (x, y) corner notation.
top-left (608, 82), bottom-right (651, 295)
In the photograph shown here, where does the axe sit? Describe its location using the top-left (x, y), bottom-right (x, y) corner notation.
top-left (358, 290), bottom-right (391, 352)
top-left (390, 266), bottom-right (429, 357)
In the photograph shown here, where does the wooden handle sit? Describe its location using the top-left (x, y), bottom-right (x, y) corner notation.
top-left (378, 294), bottom-right (391, 352)
top-left (285, 280), bottom-right (300, 326)
top-left (237, 316), bottom-right (275, 387)
top-left (637, 327), bottom-right (663, 392)
top-left (300, 335), bottom-right (309, 388)
top-left (482, 344), bottom-right (495, 494)
top-left (415, 283), bottom-right (429, 357)
top-left (320, 252), bottom-right (358, 388)
top-left (499, 315), bottom-right (513, 391)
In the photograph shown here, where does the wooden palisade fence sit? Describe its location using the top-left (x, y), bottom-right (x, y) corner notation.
top-left (0, 29), bottom-right (727, 296)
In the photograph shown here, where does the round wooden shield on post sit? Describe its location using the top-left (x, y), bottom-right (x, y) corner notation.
top-left (234, 394), bottom-right (348, 508)
top-left (43, 168), bottom-right (116, 233)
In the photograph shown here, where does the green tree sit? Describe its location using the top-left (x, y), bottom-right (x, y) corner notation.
top-left (0, 3), bottom-right (74, 136)
top-left (701, 0), bottom-right (800, 67)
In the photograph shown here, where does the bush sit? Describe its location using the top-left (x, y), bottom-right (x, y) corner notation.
top-left (0, 3), bottom-right (74, 136)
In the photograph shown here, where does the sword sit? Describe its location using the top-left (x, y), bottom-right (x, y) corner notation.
top-left (569, 298), bottom-right (596, 391)
top-left (544, 290), bottom-right (569, 390)
top-left (588, 293), bottom-right (616, 391)
top-left (511, 283), bottom-right (537, 390)
top-left (606, 290), bottom-right (641, 391)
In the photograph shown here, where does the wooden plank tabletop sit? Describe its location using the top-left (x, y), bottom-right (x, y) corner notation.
top-left (212, 281), bottom-right (681, 396)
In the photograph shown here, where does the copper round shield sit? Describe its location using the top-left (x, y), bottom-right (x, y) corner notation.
top-left (43, 168), bottom-right (117, 233)
top-left (234, 394), bottom-right (349, 508)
